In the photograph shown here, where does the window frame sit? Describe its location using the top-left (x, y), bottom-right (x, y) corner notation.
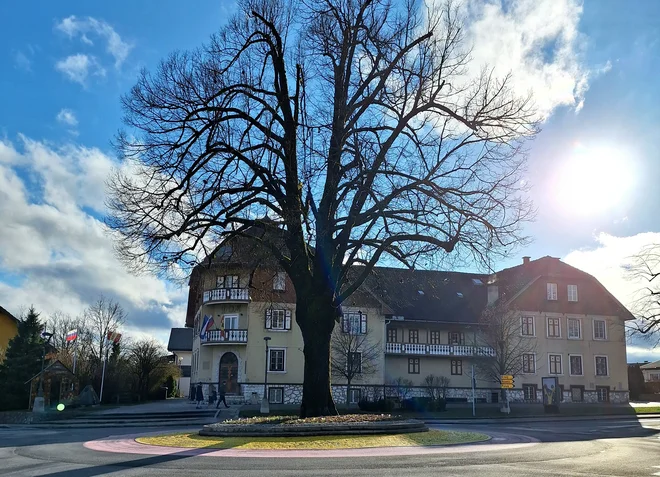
top-left (567, 317), bottom-right (581, 340)
top-left (596, 386), bottom-right (610, 403)
top-left (547, 282), bottom-right (558, 301)
top-left (569, 354), bottom-right (583, 376)
top-left (342, 312), bottom-right (367, 335)
top-left (595, 355), bottom-right (609, 377)
top-left (521, 316), bottom-right (535, 337)
top-left (348, 352), bottom-right (362, 374)
top-left (570, 385), bottom-right (585, 402)
top-left (268, 387), bottom-right (284, 404)
top-left (451, 359), bottom-right (463, 375)
top-left (429, 330), bottom-right (441, 344)
top-left (408, 357), bottom-right (420, 374)
top-left (522, 384), bottom-right (537, 401)
top-left (271, 309), bottom-right (286, 330)
top-left (225, 275), bottom-right (240, 289)
top-left (522, 353), bottom-right (536, 374)
top-left (409, 329), bottom-right (419, 344)
top-left (268, 348), bottom-right (287, 373)
top-left (567, 284), bottom-right (578, 302)
top-left (593, 319), bottom-right (607, 340)
top-left (348, 388), bottom-right (362, 404)
top-left (386, 328), bottom-right (398, 343)
top-left (547, 317), bottom-right (561, 338)
top-left (548, 353), bottom-right (563, 375)
top-left (273, 272), bottom-right (286, 291)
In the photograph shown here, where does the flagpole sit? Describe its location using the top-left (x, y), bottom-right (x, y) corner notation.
top-left (99, 339), bottom-right (108, 403)
top-left (72, 336), bottom-right (78, 375)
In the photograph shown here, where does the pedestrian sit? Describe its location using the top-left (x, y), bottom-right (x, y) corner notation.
top-left (216, 381), bottom-right (230, 409)
top-left (209, 386), bottom-right (217, 406)
top-left (195, 383), bottom-right (204, 409)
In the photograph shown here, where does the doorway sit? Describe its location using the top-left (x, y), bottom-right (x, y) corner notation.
top-left (219, 352), bottom-right (239, 394)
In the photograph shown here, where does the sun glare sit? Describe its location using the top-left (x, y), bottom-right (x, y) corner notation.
top-left (554, 144), bottom-right (635, 216)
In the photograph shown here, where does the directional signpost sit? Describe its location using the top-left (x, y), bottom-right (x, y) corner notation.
top-left (500, 375), bottom-right (514, 389)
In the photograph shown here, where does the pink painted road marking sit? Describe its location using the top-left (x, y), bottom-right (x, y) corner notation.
top-left (84, 433), bottom-right (538, 459)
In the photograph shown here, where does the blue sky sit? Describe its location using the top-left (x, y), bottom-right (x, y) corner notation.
top-left (0, 0), bottom-right (659, 360)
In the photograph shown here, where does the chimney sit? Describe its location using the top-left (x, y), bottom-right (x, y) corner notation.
top-left (522, 256), bottom-right (531, 265)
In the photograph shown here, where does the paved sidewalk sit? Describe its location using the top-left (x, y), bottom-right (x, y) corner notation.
top-left (96, 399), bottom-right (203, 415)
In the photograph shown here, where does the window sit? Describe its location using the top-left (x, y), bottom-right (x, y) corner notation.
top-left (596, 386), bottom-right (610, 403)
top-left (521, 316), bottom-right (535, 336)
top-left (547, 282), bottom-right (558, 300)
top-left (273, 272), bottom-right (286, 291)
top-left (567, 318), bottom-right (581, 339)
top-left (523, 384), bottom-right (537, 401)
top-left (593, 320), bottom-right (607, 340)
top-left (408, 357), bottom-right (420, 374)
top-left (342, 313), bottom-right (367, 334)
top-left (348, 388), bottom-right (362, 404)
top-left (569, 355), bottom-right (583, 376)
top-left (265, 309), bottom-right (291, 330)
top-left (448, 332), bottom-right (465, 345)
top-left (451, 359), bottom-right (463, 375)
top-left (387, 328), bottom-right (398, 343)
top-left (348, 352), bottom-right (362, 374)
top-left (216, 276), bottom-right (225, 288)
top-left (549, 354), bottom-right (562, 374)
top-left (567, 284), bottom-right (578, 302)
top-left (547, 317), bottom-right (561, 338)
top-left (595, 356), bottom-right (609, 376)
top-left (268, 387), bottom-right (284, 404)
top-left (269, 349), bottom-right (286, 372)
top-left (409, 329), bottom-right (419, 344)
top-left (522, 354), bottom-right (535, 373)
top-left (223, 314), bottom-right (239, 330)
top-left (429, 330), bottom-right (440, 344)
top-left (225, 275), bottom-right (240, 288)
top-left (650, 373), bottom-right (660, 382)
top-left (571, 385), bottom-right (584, 402)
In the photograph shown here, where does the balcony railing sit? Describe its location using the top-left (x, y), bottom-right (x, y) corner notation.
top-left (201, 329), bottom-right (248, 344)
top-left (385, 342), bottom-right (495, 357)
top-left (203, 288), bottom-right (250, 303)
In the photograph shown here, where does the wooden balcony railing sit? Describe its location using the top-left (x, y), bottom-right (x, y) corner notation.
top-left (202, 288), bottom-right (249, 303)
top-left (385, 342), bottom-right (495, 357)
top-left (201, 329), bottom-right (248, 344)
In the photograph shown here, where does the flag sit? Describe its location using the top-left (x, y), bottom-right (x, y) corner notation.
top-left (199, 315), bottom-right (209, 338)
top-left (201, 315), bottom-right (214, 337)
top-left (106, 331), bottom-right (122, 344)
top-left (66, 329), bottom-right (78, 342)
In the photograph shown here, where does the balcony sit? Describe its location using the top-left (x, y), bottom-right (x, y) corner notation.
top-left (203, 288), bottom-right (250, 304)
top-left (201, 329), bottom-right (248, 345)
top-left (385, 342), bottom-right (495, 357)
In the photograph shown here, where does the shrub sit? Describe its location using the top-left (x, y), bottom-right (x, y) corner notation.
top-left (358, 398), bottom-right (395, 413)
top-left (401, 397), bottom-right (447, 412)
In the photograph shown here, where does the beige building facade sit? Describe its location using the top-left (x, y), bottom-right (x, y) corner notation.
top-left (186, 250), bottom-right (632, 406)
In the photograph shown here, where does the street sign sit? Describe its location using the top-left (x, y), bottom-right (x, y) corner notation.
top-left (501, 375), bottom-right (514, 389)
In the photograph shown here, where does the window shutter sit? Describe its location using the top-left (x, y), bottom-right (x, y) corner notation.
top-left (360, 314), bottom-right (367, 334)
top-left (265, 309), bottom-right (272, 329)
top-left (460, 332), bottom-right (465, 345)
top-left (285, 310), bottom-right (292, 330)
top-left (342, 314), bottom-right (349, 333)
top-left (217, 276), bottom-right (225, 288)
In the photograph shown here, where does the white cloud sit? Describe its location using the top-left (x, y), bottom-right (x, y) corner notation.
top-left (0, 136), bottom-right (186, 336)
top-left (55, 54), bottom-right (105, 85)
top-left (13, 51), bottom-right (32, 72)
top-left (458, 0), bottom-right (599, 120)
top-left (55, 15), bottom-right (133, 68)
top-left (56, 108), bottom-right (78, 127)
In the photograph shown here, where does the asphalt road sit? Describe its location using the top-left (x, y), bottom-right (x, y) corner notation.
top-left (1, 417), bottom-right (659, 476)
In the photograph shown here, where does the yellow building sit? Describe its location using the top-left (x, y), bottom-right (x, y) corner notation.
top-left (0, 305), bottom-right (19, 359)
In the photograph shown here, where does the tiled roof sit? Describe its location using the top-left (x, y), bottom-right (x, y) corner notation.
top-left (167, 328), bottom-right (193, 352)
top-left (641, 360), bottom-right (660, 370)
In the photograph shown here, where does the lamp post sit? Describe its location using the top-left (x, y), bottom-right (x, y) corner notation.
top-left (33, 332), bottom-right (53, 413)
top-left (260, 336), bottom-right (271, 414)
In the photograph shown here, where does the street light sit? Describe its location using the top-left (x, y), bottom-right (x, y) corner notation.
top-left (260, 336), bottom-right (272, 414)
top-left (34, 331), bottom-right (53, 413)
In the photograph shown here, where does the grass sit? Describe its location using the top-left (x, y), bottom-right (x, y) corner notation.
top-left (634, 406), bottom-right (660, 414)
top-left (136, 429), bottom-right (489, 450)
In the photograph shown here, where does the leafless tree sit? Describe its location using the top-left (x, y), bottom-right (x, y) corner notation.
top-left (128, 338), bottom-right (167, 400)
top-left (475, 300), bottom-right (536, 405)
top-left (625, 244), bottom-right (660, 346)
top-left (84, 297), bottom-right (127, 363)
top-left (106, 0), bottom-right (537, 416)
top-left (423, 374), bottom-right (450, 400)
top-left (331, 327), bottom-right (380, 404)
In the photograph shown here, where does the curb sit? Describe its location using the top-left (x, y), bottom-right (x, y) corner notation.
top-left (424, 414), bottom-right (660, 425)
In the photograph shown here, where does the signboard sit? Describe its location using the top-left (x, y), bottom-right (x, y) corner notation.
top-left (542, 376), bottom-right (560, 406)
top-left (500, 375), bottom-right (514, 389)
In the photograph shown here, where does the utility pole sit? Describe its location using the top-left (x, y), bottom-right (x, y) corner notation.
top-left (471, 364), bottom-right (476, 417)
top-left (260, 336), bottom-right (271, 414)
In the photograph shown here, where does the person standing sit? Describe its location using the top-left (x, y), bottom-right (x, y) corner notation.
top-left (195, 383), bottom-right (204, 409)
top-left (216, 381), bottom-right (230, 409)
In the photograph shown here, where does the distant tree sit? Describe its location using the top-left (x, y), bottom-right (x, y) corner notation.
top-left (475, 300), bottom-right (536, 407)
top-left (628, 364), bottom-right (646, 401)
top-left (330, 324), bottom-right (381, 404)
top-left (388, 377), bottom-right (414, 402)
top-left (423, 374), bottom-right (450, 401)
top-left (0, 307), bottom-right (45, 410)
top-left (626, 244), bottom-right (660, 345)
top-left (84, 297), bottom-right (126, 364)
top-left (128, 339), bottom-right (167, 401)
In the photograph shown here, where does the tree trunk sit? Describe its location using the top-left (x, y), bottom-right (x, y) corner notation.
top-left (297, 294), bottom-right (339, 418)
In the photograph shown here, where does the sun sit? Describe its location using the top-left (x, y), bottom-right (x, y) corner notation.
top-left (554, 143), bottom-right (635, 216)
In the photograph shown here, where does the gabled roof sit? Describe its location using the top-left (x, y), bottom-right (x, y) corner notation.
top-left (168, 327), bottom-right (193, 352)
top-left (363, 267), bottom-right (488, 324)
top-left (641, 360), bottom-right (660, 370)
top-left (25, 360), bottom-right (75, 384)
top-left (0, 305), bottom-right (19, 323)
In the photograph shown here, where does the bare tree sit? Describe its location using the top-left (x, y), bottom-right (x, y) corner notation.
top-left (423, 374), bottom-right (450, 401)
top-left (128, 338), bottom-right (166, 401)
top-left (331, 326), bottom-right (381, 404)
top-left (625, 244), bottom-right (660, 345)
top-left (106, 0), bottom-right (537, 416)
top-left (84, 297), bottom-right (127, 363)
top-left (475, 300), bottom-right (536, 406)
